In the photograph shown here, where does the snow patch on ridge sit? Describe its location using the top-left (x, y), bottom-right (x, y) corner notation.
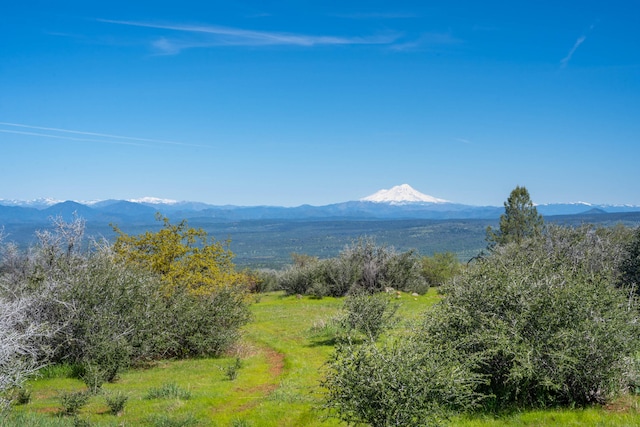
top-left (128, 196), bottom-right (179, 205)
top-left (360, 184), bottom-right (449, 204)
top-left (0, 198), bottom-right (63, 208)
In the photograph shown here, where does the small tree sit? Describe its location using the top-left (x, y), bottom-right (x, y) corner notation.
top-left (112, 215), bottom-right (246, 295)
top-left (112, 215), bottom-right (252, 358)
top-left (486, 186), bottom-right (544, 248)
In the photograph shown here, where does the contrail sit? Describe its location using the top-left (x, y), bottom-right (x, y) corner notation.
top-left (560, 35), bottom-right (586, 68)
top-left (0, 129), bottom-right (151, 147)
top-left (0, 122), bottom-right (205, 148)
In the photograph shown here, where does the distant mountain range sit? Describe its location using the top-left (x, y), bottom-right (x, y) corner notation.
top-left (2, 185), bottom-right (640, 268)
top-left (1, 184), bottom-right (639, 223)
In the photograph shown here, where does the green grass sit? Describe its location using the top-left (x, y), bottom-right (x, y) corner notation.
top-left (452, 401), bottom-right (640, 426)
top-left (8, 289), bottom-right (640, 426)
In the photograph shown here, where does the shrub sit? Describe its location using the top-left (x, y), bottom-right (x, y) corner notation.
top-left (43, 250), bottom-right (162, 377)
top-left (340, 238), bottom-right (393, 294)
top-left (322, 257), bottom-right (360, 297)
top-left (58, 390), bottom-right (90, 416)
top-left (381, 250), bottom-right (427, 294)
top-left (104, 391), bottom-right (128, 415)
top-left (0, 296), bottom-right (49, 412)
top-left (247, 269), bottom-right (278, 293)
top-left (278, 238), bottom-right (427, 297)
top-left (323, 225), bottom-right (640, 424)
top-left (324, 339), bottom-right (482, 427)
top-left (423, 225), bottom-right (640, 408)
top-left (9, 387), bottom-right (31, 405)
top-left (278, 258), bottom-right (327, 296)
top-left (420, 252), bottom-right (463, 288)
top-left (340, 291), bottom-right (398, 342)
top-left (618, 226), bottom-right (640, 297)
top-left (158, 286), bottom-right (252, 358)
top-left (225, 357), bottom-right (243, 380)
top-left (0, 217), bottom-right (252, 378)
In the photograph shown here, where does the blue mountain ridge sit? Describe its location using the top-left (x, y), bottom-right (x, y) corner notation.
top-left (1, 199), bottom-right (639, 223)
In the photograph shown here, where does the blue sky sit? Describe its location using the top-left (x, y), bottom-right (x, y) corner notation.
top-left (2, 1), bottom-right (639, 206)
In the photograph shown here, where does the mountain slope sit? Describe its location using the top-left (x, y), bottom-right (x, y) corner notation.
top-left (2, 184), bottom-right (640, 223)
top-left (361, 184), bottom-right (449, 204)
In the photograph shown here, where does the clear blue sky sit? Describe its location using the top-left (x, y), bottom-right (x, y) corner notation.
top-left (2, 1), bottom-right (639, 206)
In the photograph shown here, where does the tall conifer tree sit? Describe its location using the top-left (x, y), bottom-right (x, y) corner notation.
top-left (486, 186), bottom-right (544, 248)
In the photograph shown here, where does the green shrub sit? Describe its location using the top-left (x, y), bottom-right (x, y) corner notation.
top-left (324, 339), bottom-right (483, 427)
top-left (0, 217), bottom-right (252, 374)
top-left (618, 226), bottom-right (640, 297)
top-left (420, 252), bottom-right (463, 288)
top-left (322, 256), bottom-right (360, 297)
top-left (307, 316), bottom-right (346, 346)
top-left (423, 225), bottom-right (640, 408)
top-left (278, 238), bottom-right (427, 297)
top-left (248, 269), bottom-right (279, 293)
top-left (10, 387), bottom-right (31, 405)
top-left (341, 291), bottom-right (398, 342)
top-left (225, 357), bottom-right (243, 380)
top-left (278, 258), bottom-right (327, 296)
top-left (323, 225), bottom-right (640, 424)
top-left (58, 390), bottom-right (90, 416)
top-left (158, 286), bottom-right (252, 358)
top-left (104, 391), bottom-right (128, 415)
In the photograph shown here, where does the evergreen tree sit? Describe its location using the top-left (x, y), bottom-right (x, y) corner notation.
top-left (486, 186), bottom-right (544, 248)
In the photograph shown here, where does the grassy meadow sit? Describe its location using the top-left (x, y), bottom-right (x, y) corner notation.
top-left (8, 290), bottom-right (640, 426)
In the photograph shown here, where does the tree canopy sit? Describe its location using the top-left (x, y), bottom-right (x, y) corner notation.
top-left (486, 185), bottom-right (544, 248)
top-left (112, 215), bottom-right (246, 296)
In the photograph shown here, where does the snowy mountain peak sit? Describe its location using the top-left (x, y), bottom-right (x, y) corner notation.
top-left (127, 197), bottom-right (179, 205)
top-left (360, 184), bottom-right (449, 204)
top-left (0, 197), bottom-right (63, 209)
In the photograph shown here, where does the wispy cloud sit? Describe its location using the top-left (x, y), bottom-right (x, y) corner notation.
top-left (560, 35), bottom-right (586, 68)
top-left (389, 32), bottom-right (462, 52)
top-left (0, 129), bottom-right (150, 147)
top-left (0, 122), bottom-right (203, 148)
top-left (333, 12), bottom-right (419, 19)
top-left (453, 137), bottom-right (472, 144)
top-left (98, 19), bottom-right (400, 54)
top-left (560, 24), bottom-right (595, 68)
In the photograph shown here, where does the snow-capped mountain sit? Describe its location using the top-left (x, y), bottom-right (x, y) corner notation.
top-left (360, 184), bottom-right (449, 204)
top-left (128, 197), bottom-right (179, 205)
top-left (1, 185), bottom-right (640, 222)
top-left (0, 197), bottom-right (63, 209)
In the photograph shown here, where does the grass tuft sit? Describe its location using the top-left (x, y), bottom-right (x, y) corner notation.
top-left (147, 414), bottom-right (200, 427)
top-left (145, 382), bottom-right (192, 400)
